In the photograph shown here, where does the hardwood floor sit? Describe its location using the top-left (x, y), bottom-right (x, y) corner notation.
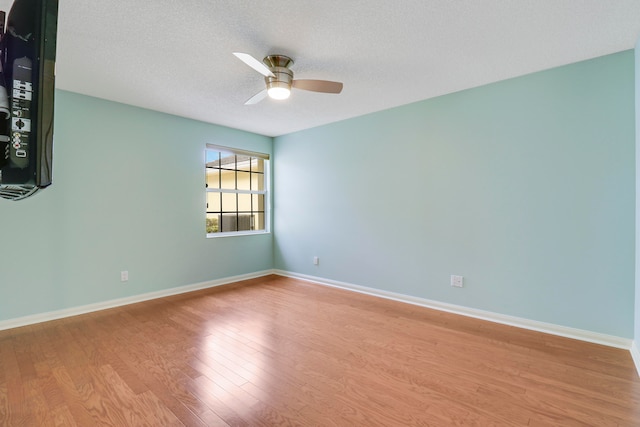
top-left (1, 274), bottom-right (639, 426)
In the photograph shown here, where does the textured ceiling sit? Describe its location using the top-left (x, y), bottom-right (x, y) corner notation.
top-left (2, 0), bottom-right (640, 137)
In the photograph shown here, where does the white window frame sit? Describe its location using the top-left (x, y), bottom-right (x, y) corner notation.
top-left (205, 144), bottom-right (270, 238)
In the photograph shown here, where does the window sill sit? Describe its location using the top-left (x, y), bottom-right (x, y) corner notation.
top-left (207, 230), bottom-right (270, 239)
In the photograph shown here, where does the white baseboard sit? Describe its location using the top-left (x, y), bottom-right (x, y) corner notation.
top-left (631, 341), bottom-right (640, 378)
top-left (0, 270), bottom-right (274, 332)
top-left (274, 270), bottom-right (633, 350)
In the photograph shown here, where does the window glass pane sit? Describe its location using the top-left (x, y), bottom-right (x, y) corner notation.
top-left (253, 213), bottom-right (265, 231)
top-left (218, 214), bottom-right (254, 232)
top-left (221, 193), bottom-right (236, 211)
top-left (253, 158), bottom-right (264, 173)
top-left (206, 213), bottom-right (220, 233)
top-left (207, 192), bottom-right (221, 212)
top-left (238, 193), bottom-right (251, 211)
top-left (220, 169), bottom-right (236, 190)
top-left (238, 214), bottom-right (253, 231)
top-left (236, 155), bottom-right (252, 172)
top-left (219, 151), bottom-right (235, 169)
top-left (237, 171), bottom-right (251, 190)
top-left (220, 213), bottom-right (237, 232)
top-left (205, 150), bottom-right (220, 164)
top-left (206, 168), bottom-right (220, 189)
top-left (252, 194), bottom-right (265, 210)
top-left (251, 173), bottom-right (264, 191)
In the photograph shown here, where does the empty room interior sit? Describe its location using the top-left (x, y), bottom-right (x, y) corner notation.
top-left (2, 0), bottom-right (640, 425)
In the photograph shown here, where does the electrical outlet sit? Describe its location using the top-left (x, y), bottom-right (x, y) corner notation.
top-left (450, 275), bottom-right (463, 288)
top-left (313, 256), bottom-right (319, 265)
top-left (120, 271), bottom-right (129, 282)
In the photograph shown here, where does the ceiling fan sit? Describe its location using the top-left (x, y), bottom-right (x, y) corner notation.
top-left (233, 52), bottom-right (343, 105)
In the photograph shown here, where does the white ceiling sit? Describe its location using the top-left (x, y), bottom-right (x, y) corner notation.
top-left (2, 0), bottom-right (640, 137)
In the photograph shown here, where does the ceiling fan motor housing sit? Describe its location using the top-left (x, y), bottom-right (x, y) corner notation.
top-left (264, 55), bottom-right (294, 91)
top-left (265, 67), bottom-right (293, 91)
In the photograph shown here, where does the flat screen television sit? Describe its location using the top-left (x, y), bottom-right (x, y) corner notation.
top-left (0, 0), bottom-right (58, 200)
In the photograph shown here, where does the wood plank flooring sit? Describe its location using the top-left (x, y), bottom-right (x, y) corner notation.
top-left (1, 274), bottom-right (639, 426)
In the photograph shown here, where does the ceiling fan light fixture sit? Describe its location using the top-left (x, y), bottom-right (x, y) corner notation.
top-left (266, 81), bottom-right (291, 100)
top-left (267, 86), bottom-right (291, 100)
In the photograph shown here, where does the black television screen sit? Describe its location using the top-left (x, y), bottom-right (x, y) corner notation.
top-left (0, 0), bottom-right (58, 200)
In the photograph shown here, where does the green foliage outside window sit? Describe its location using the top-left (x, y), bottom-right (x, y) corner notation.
top-left (206, 217), bottom-right (219, 233)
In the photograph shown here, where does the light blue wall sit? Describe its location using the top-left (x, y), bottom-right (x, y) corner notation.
top-left (0, 90), bottom-right (273, 322)
top-left (274, 51), bottom-right (635, 337)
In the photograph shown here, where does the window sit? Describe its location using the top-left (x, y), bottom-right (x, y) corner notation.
top-left (205, 144), bottom-right (269, 236)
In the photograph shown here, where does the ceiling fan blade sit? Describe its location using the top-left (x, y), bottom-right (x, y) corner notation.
top-left (292, 79), bottom-right (343, 94)
top-left (244, 89), bottom-right (268, 105)
top-left (233, 52), bottom-right (275, 77)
